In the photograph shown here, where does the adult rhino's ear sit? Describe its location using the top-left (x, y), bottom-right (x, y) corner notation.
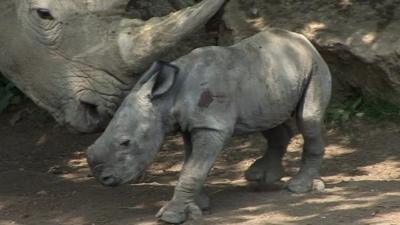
top-left (137, 61), bottom-right (179, 99)
top-left (151, 61), bottom-right (179, 99)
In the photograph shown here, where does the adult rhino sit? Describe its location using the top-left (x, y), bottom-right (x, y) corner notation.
top-left (0, 0), bottom-right (225, 133)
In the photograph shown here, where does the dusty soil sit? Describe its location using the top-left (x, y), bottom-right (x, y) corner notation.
top-left (0, 103), bottom-right (399, 225)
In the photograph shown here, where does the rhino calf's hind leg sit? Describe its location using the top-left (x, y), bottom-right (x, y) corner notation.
top-left (288, 67), bottom-right (331, 193)
top-left (288, 120), bottom-right (324, 193)
top-left (245, 125), bottom-right (292, 185)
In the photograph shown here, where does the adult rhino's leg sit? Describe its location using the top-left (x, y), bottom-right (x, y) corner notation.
top-left (157, 129), bottom-right (229, 224)
top-left (245, 124), bottom-right (292, 185)
top-left (288, 64), bottom-right (331, 193)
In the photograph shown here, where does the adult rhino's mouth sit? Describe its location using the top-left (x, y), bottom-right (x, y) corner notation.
top-left (60, 62), bottom-right (132, 133)
top-left (64, 98), bottom-right (111, 133)
top-left (61, 79), bottom-right (134, 133)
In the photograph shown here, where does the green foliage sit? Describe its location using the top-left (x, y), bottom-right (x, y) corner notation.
top-left (0, 73), bottom-right (24, 113)
top-left (326, 96), bottom-right (400, 127)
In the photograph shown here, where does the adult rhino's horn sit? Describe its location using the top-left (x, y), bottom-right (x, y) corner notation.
top-left (118, 0), bottom-right (225, 73)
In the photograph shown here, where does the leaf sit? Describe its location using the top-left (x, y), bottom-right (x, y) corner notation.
top-left (5, 82), bottom-right (16, 92)
top-left (0, 92), bottom-right (13, 113)
top-left (350, 97), bottom-right (362, 111)
top-left (340, 111), bottom-right (351, 123)
top-left (10, 95), bottom-right (22, 105)
top-left (0, 86), bottom-right (5, 96)
top-left (0, 74), bottom-right (8, 85)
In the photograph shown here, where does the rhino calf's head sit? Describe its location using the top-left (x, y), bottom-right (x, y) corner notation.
top-left (87, 61), bottom-right (179, 186)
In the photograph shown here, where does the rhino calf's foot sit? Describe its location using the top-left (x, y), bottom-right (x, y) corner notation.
top-left (245, 157), bottom-right (285, 184)
top-left (245, 125), bottom-right (291, 189)
top-left (287, 174), bottom-right (314, 193)
top-left (156, 200), bottom-right (202, 224)
top-left (287, 169), bottom-right (325, 193)
top-left (246, 165), bottom-right (285, 191)
top-left (195, 191), bottom-right (210, 210)
top-left (288, 178), bottom-right (326, 193)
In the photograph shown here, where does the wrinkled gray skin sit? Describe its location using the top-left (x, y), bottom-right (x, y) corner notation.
top-left (0, 0), bottom-right (224, 133)
top-left (87, 28), bottom-right (332, 224)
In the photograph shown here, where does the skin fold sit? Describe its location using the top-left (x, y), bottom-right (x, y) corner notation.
top-left (87, 28), bottom-right (332, 224)
top-left (0, 0), bottom-right (225, 133)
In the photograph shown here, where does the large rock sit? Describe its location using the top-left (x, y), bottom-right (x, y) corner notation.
top-left (222, 0), bottom-right (400, 104)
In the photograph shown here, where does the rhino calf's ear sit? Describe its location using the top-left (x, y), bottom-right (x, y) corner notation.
top-left (150, 62), bottom-right (179, 99)
top-left (137, 61), bottom-right (163, 86)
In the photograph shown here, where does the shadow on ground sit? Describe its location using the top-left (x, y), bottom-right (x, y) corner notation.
top-left (0, 104), bottom-right (399, 225)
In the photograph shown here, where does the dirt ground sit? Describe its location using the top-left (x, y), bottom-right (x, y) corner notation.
top-left (0, 103), bottom-right (399, 225)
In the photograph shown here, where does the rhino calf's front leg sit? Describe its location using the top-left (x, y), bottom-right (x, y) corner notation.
top-left (156, 129), bottom-right (229, 224)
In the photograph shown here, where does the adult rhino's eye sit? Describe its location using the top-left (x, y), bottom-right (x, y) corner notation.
top-left (36, 8), bottom-right (54, 20)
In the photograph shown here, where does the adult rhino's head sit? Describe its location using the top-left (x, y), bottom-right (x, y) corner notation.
top-left (0, 0), bottom-right (224, 132)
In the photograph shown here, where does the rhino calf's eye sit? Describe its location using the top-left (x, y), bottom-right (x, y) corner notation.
top-left (36, 8), bottom-right (54, 20)
top-left (120, 139), bottom-right (131, 147)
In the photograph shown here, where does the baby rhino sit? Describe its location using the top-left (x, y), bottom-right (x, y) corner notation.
top-left (87, 28), bottom-right (331, 224)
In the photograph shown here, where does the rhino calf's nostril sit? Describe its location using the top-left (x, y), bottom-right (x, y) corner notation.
top-left (120, 139), bottom-right (131, 147)
top-left (100, 175), bottom-right (120, 187)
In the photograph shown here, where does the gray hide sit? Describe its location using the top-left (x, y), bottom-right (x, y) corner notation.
top-left (0, 0), bottom-right (225, 132)
top-left (87, 28), bottom-right (332, 224)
